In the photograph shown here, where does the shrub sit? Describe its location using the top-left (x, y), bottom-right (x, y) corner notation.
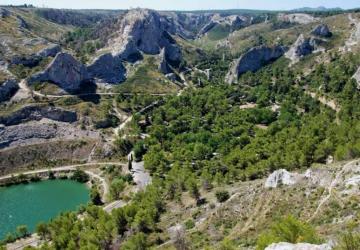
top-left (71, 169), bottom-right (89, 183)
top-left (185, 219), bottom-right (195, 230)
top-left (256, 216), bottom-right (322, 250)
top-left (215, 190), bottom-right (230, 203)
top-left (335, 231), bottom-right (360, 250)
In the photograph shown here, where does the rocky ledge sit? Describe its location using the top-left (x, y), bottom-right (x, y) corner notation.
top-left (0, 105), bottom-right (77, 126)
top-left (226, 45), bottom-right (287, 84)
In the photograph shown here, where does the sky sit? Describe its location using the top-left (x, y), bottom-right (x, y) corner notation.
top-left (1, 0), bottom-right (359, 11)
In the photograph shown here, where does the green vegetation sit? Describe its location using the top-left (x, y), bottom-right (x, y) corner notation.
top-left (115, 56), bottom-right (179, 94)
top-left (70, 169), bottom-right (89, 183)
top-left (256, 216), bottom-right (322, 250)
top-left (215, 190), bottom-right (230, 203)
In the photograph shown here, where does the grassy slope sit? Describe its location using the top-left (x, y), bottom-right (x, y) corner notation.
top-left (116, 56), bottom-right (180, 94)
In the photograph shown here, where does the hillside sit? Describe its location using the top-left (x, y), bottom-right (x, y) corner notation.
top-left (0, 5), bottom-right (360, 250)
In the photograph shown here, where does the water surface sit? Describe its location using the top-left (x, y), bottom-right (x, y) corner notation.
top-left (0, 179), bottom-right (89, 239)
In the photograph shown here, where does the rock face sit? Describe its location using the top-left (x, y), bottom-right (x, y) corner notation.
top-left (0, 105), bottom-right (77, 126)
top-left (278, 13), bottom-right (318, 24)
top-left (29, 53), bottom-right (90, 91)
top-left (265, 242), bottom-right (332, 250)
top-left (0, 79), bottom-right (18, 102)
top-left (265, 169), bottom-right (303, 188)
top-left (110, 9), bottom-right (182, 66)
top-left (0, 121), bottom-right (99, 150)
top-left (87, 53), bottom-right (126, 84)
top-left (226, 45), bottom-right (287, 84)
top-left (285, 34), bottom-right (319, 64)
top-left (312, 24), bottom-right (332, 38)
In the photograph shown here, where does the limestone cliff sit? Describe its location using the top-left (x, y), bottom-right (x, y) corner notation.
top-left (225, 45), bottom-right (287, 84)
top-left (28, 52), bottom-right (90, 91)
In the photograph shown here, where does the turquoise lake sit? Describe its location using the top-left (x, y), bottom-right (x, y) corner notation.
top-left (0, 179), bottom-right (90, 239)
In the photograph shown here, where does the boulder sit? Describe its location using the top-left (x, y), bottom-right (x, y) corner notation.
top-left (87, 53), bottom-right (126, 84)
top-left (265, 242), bottom-right (332, 250)
top-left (226, 45), bottom-right (287, 84)
top-left (29, 53), bottom-right (90, 91)
top-left (0, 79), bottom-right (18, 102)
top-left (265, 169), bottom-right (303, 188)
top-left (312, 24), bottom-right (332, 38)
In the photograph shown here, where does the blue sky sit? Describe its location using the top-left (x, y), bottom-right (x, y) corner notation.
top-left (2, 0), bottom-right (359, 10)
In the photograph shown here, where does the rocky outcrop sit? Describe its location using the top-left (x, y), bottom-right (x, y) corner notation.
top-left (0, 79), bottom-right (18, 102)
top-left (278, 13), bottom-right (318, 24)
top-left (265, 242), bottom-right (332, 250)
top-left (0, 8), bottom-right (10, 18)
top-left (87, 53), bottom-right (126, 84)
top-left (0, 105), bottom-right (77, 126)
top-left (16, 15), bottom-right (29, 29)
top-left (28, 53), bottom-right (90, 91)
top-left (265, 169), bottom-right (303, 188)
top-left (226, 45), bottom-right (287, 84)
top-left (285, 34), bottom-right (320, 64)
top-left (109, 9), bottom-right (182, 66)
top-left (352, 66), bottom-right (360, 89)
top-left (312, 24), bottom-right (332, 38)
